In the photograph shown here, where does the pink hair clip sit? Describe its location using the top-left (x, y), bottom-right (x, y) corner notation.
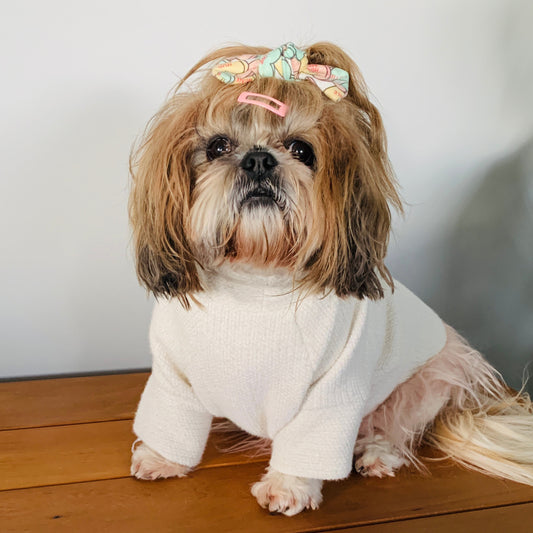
top-left (237, 91), bottom-right (288, 117)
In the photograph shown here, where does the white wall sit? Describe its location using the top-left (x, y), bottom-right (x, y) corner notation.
top-left (1, 1), bottom-right (532, 379)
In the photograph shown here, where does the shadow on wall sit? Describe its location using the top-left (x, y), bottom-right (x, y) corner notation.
top-left (434, 138), bottom-right (533, 395)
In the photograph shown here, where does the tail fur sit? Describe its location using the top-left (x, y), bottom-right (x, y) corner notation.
top-left (424, 326), bottom-right (533, 486)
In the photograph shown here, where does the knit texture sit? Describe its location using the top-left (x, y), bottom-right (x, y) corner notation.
top-left (133, 264), bottom-right (446, 480)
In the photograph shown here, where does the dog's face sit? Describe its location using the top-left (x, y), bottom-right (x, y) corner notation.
top-left (189, 78), bottom-right (324, 271)
top-left (129, 43), bottom-right (402, 306)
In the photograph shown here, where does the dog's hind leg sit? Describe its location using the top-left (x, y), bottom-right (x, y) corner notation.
top-left (354, 323), bottom-right (533, 480)
top-left (354, 367), bottom-right (452, 477)
top-left (354, 325), bottom-right (461, 477)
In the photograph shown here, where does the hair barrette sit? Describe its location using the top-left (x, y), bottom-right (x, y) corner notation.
top-left (236, 91), bottom-right (288, 117)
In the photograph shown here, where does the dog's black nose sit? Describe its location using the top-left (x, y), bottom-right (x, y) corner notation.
top-left (240, 150), bottom-right (278, 179)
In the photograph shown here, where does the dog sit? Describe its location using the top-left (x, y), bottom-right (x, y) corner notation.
top-left (128, 42), bottom-right (533, 516)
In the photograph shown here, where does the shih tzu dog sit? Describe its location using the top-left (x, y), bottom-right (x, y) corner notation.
top-left (129, 42), bottom-right (533, 516)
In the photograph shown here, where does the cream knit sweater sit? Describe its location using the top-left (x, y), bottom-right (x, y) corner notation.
top-left (133, 264), bottom-right (446, 480)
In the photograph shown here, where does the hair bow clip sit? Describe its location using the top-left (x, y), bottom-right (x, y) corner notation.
top-left (212, 42), bottom-right (350, 103)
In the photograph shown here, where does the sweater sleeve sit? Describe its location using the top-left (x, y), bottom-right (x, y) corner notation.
top-left (133, 302), bottom-right (213, 468)
top-left (269, 403), bottom-right (364, 480)
top-left (270, 299), bottom-right (385, 480)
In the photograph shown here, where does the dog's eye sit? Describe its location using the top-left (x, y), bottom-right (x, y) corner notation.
top-left (206, 136), bottom-right (232, 161)
top-left (285, 139), bottom-right (315, 167)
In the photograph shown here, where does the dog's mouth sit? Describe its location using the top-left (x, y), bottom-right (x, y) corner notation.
top-left (241, 186), bottom-right (282, 208)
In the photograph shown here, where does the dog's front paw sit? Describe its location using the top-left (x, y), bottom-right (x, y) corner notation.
top-left (354, 435), bottom-right (407, 478)
top-left (251, 468), bottom-right (323, 516)
top-left (131, 441), bottom-right (191, 480)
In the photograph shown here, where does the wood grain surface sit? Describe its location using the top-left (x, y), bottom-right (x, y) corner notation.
top-left (1, 374), bottom-right (533, 532)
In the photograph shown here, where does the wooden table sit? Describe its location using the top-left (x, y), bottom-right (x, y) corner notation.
top-left (1, 373), bottom-right (533, 532)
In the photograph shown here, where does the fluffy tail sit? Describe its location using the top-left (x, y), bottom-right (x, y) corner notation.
top-left (424, 326), bottom-right (533, 486)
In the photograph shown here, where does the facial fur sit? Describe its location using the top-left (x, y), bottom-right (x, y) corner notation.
top-left (189, 90), bottom-right (321, 270)
top-left (129, 43), bottom-right (402, 306)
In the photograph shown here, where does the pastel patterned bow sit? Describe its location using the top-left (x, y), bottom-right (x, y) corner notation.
top-left (212, 43), bottom-right (350, 102)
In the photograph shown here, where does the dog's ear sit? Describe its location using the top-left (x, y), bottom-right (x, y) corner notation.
top-left (303, 42), bottom-right (403, 300)
top-left (129, 94), bottom-right (202, 307)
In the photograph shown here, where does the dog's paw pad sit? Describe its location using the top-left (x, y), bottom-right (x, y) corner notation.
top-left (251, 469), bottom-right (322, 516)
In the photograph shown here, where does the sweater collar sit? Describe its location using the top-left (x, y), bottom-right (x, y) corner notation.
top-left (198, 262), bottom-right (306, 306)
